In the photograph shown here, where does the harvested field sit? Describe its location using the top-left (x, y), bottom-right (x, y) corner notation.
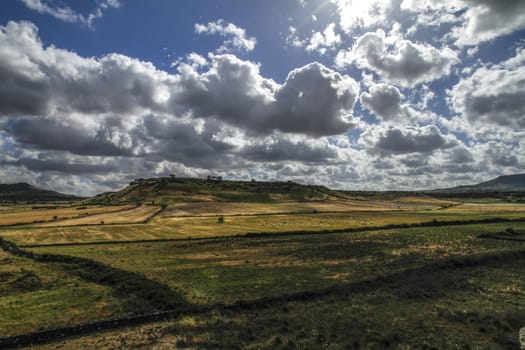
top-left (0, 205), bottom-right (134, 226)
top-left (34, 205), bottom-right (161, 227)
top-left (449, 202), bottom-right (525, 212)
top-left (3, 209), bottom-right (525, 246)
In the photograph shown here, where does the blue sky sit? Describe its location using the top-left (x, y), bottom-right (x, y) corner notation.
top-left (0, 0), bottom-right (524, 196)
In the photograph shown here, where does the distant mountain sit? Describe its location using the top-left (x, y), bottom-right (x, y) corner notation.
top-left (434, 174), bottom-right (525, 193)
top-left (0, 183), bottom-right (80, 203)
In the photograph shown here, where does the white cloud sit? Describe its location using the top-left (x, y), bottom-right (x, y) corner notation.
top-left (0, 21), bottom-right (360, 140)
top-left (336, 30), bottom-right (458, 87)
top-left (306, 23), bottom-right (341, 54)
top-left (285, 26), bottom-right (306, 48)
top-left (175, 56), bottom-right (360, 136)
top-left (449, 50), bottom-right (525, 129)
top-left (331, 0), bottom-right (393, 32)
top-left (0, 21), bottom-right (175, 117)
top-left (401, 0), bottom-right (525, 46)
top-left (360, 83), bottom-right (414, 121)
top-left (361, 124), bottom-right (458, 155)
top-left (19, 0), bottom-right (120, 28)
top-left (194, 19), bottom-right (256, 53)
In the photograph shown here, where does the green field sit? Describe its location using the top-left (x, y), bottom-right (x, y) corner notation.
top-left (1, 190), bottom-right (525, 348)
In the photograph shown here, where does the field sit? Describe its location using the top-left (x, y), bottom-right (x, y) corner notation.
top-left (0, 205), bottom-right (134, 226)
top-left (1, 190), bottom-right (525, 349)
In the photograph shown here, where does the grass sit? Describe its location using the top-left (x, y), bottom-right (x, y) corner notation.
top-left (1, 196), bottom-right (525, 348)
top-left (28, 229), bottom-right (525, 349)
top-left (0, 246), bottom-right (123, 337)
top-left (28, 222), bottom-right (525, 306)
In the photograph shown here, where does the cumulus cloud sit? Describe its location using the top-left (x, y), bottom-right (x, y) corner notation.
top-left (175, 56), bottom-right (360, 136)
top-left (449, 51), bottom-right (525, 128)
top-left (20, 0), bottom-right (120, 28)
top-left (285, 26), bottom-right (306, 48)
top-left (331, 0), bottom-right (393, 32)
top-left (360, 83), bottom-right (413, 121)
top-left (306, 23), bottom-right (341, 54)
top-left (240, 136), bottom-right (337, 163)
top-left (194, 19), bottom-right (256, 53)
top-left (0, 21), bottom-right (359, 138)
top-left (4, 117), bottom-right (135, 156)
top-left (0, 21), bottom-right (174, 117)
top-left (362, 125), bottom-right (458, 155)
top-left (401, 0), bottom-right (525, 46)
top-left (336, 30), bottom-right (458, 87)
top-left (472, 141), bottom-right (522, 169)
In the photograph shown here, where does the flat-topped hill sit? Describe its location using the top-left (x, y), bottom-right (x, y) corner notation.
top-left (85, 177), bottom-right (350, 205)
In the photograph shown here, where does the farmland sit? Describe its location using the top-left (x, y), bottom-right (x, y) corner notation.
top-left (1, 178), bottom-right (525, 349)
top-left (0, 205), bottom-right (134, 226)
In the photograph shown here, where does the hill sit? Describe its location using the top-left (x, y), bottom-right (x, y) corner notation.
top-left (0, 183), bottom-right (80, 203)
top-left (433, 174), bottom-right (525, 193)
top-left (85, 176), bottom-right (351, 205)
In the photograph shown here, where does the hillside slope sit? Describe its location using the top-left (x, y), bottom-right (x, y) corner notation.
top-left (0, 183), bottom-right (80, 203)
top-left (85, 177), bottom-right (351, 205)
top-left (434, 174), bottom-right (525, 193)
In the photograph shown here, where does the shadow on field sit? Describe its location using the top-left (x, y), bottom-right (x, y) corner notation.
top-left (161, 251), bottom-right (525, 349)
top-left (1, 236), bottom-right (525, 348)
top-left (0, 237), bottom-right (185, 314)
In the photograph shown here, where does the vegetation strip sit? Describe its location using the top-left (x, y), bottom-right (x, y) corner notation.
top-left (1, 236), bottom-right (525, 349)
top-left (19, 216), bottom-right (525, 248)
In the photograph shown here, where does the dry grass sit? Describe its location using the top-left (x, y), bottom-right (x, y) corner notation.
top-left (34, 205), bottom-right (161, 227)
top-left (0, 205), bottom-right (134, 226)
top-left (394, 196), bottom-right (459, 205)
top-left (3, 208), bottom-right (525, 246)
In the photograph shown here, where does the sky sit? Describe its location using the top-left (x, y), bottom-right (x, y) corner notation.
top-left (0, 0), bottom-right (524, 196)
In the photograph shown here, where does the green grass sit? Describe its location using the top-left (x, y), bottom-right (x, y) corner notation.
top-left (0, 250), bottom-right (123, 336)
top-left (28, 227), bottom-right (525, 349)
top-left (29, 222), bottom-right (525, 306)
top-left (2, 200), bottom-right (525, 348)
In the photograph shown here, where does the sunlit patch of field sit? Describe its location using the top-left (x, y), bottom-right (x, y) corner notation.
top-left (393, 196), bottom-right (460, 205)
top-left (0, 249), bottom-right (123, 337)
top-left (3, 209), bottom-right (525, 246)
top-left (0, 205), bottom-right (134, 226)
top-left (33, 205), bottom-right (161, 227)
top-left (0, 205), bottom-right (20, 212)
top-left (449, 202), bottom-right (525, 212)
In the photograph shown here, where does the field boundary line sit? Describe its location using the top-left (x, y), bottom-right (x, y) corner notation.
top-left (143, 204), bottom-right (167, 224)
